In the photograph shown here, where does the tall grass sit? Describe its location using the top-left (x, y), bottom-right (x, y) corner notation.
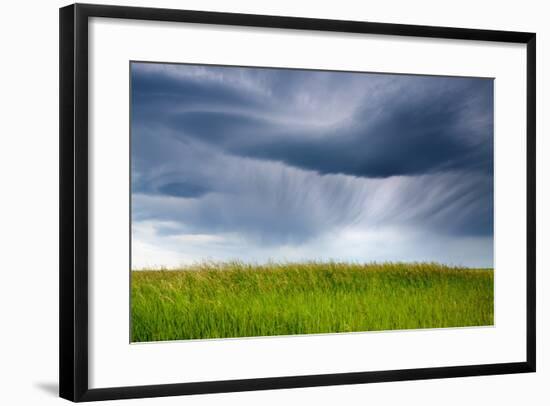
top-left (131, 261), bottom-right (493, 342)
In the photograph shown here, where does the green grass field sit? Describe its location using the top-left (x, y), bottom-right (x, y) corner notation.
top-left (131, 262), bottom-right (493, 342)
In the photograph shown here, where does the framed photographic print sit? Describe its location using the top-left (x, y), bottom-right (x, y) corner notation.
top-left (59, 3), bottom-right (536, 402)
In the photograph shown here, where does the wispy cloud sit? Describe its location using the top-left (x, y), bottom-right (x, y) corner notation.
top-left (131, 62), bottom-right (493, 268)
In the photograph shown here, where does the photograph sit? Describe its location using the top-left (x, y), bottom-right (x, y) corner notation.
top-left (54, 2), bottom-right (538, 401)
top-left (130, 62), bottom-right (495, 342)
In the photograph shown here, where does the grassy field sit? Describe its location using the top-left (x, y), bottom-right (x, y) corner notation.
top-left (131, 262), bottom-right (493, 342)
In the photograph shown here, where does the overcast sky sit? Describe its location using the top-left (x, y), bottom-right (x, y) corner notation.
top-left (131, 62), bottom-right (494, 269)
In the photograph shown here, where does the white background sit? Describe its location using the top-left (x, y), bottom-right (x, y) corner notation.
top-left (0, 0), bottom-right (547, 404)
top-left (90, 17), bottom-right (526, 388)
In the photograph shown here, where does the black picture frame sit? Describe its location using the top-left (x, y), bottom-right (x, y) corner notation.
top-left (59, 3), bottom-right (536, 402)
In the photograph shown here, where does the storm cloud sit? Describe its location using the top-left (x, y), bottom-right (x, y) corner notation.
top-left (131, 62), bottom-right (494, 268)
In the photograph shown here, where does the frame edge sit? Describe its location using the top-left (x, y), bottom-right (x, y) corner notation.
top-left (59, 3), bottom-right (77, 401)
top-left (60, 3), bottom-right (91, 402)
top-left (78, 362), bottom-right (533, 402)
top-left (526, 33), bottom-right (536, 372)
top-left (74, 2), bottom-right (534, 43)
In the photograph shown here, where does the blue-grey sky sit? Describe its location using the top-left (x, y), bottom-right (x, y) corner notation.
top-left (131, 62), bottom-right (494, 268)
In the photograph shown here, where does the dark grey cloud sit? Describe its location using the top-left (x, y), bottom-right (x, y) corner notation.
top-left (132, 64), bottom-right (493, 178)
top-left (157, 182), bottom-right (209, 198)
top-left (131, 137), bottom-right (492, 243)
top-left (130, 62), bottom-right (494, 265)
